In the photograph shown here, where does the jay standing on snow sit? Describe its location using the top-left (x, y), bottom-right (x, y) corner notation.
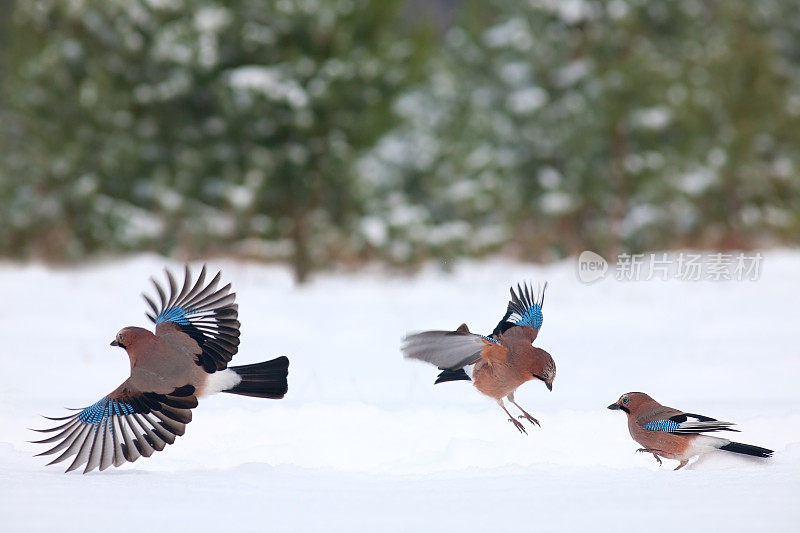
top-left (402, 283), bottom-right (555, 434)
top-left (608, 392), bottom-right (773, 470)
top-left (33, 265), bottom-right (289, 473)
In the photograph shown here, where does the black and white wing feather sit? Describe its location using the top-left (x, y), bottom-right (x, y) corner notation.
top-left (32, 385), bottom-right (197, 474)
top-left (643, 412), bottom-right (740, 434)
top-left (144, 265), bottom-right (240, 373)
top-left (669, 412), bottom-right (740, 434)
top-left (491, 282), bottom-right (547, 336)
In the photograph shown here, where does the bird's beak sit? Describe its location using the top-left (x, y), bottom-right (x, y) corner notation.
top-left (110, 340), bottom-right (120, 347)
top-left (607, 403), bottom-right (620, 410)
top-left (546, 382), bottom-right (553, 392)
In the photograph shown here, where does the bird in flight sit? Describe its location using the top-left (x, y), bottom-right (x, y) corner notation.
top-left (33, 265), bottom-right (289, 473)
top-left (402, 282), bottom-right (555, 434)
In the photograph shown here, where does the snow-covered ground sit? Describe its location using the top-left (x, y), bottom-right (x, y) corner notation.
top-left (1, 252), bottom-right (798, 531)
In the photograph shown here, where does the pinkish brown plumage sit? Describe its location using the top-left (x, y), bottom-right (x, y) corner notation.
top-left (32, 265), bottom-right (290, 473)
top-left (608, 392), bottom-right (773, 470)
top-left (402, 282), bottom-right (555, 434)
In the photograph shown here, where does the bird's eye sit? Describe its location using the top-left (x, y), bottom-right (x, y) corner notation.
top-left (622, 397), bottom-right (629, 405)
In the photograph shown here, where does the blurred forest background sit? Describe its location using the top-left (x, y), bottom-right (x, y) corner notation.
top-left (1, 0), bottom-right (799, 281)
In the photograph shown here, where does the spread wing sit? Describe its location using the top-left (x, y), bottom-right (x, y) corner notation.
top-left (491, 282), bottom-right (547, 337)
top-left (144, 265), bottom-right (240, 373)
top-left (32, 384), bottom-right (198, 474)
top-left (641, 412), bottom-right (739, 434)
top-left (401, 330), bottom-right (507, 370)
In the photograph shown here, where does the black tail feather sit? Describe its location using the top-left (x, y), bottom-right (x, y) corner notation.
top-left (719, 441), bottom-right (773, 458)
top-left (224, 356), bottom-right (289, 399)
top-left (434, 368), bottom-right (471, 385)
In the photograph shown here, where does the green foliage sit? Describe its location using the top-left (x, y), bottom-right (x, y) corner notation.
top-left (1, 0), bottom-right (799, 278)
top-left (359, 0), bottom-right (800, 265)
top-left (1, 0), bottom-right (425, 279)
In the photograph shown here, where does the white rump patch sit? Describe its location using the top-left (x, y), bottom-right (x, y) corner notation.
top-left (202, 368), bottom-right (242, 397)
top-left (463, 365), bottom-right (475, 380)
top-left (687, 435), bottom-right (729, 457)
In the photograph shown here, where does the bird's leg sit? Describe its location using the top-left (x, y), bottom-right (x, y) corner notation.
top-left (506, 393), bottom-right (540, 427)
top-left (636, 448), bottom-right (663, 466)
top-left (674, 460), bottom-right (689, 471)
top-left (498, 400), bottom-right (527, 435)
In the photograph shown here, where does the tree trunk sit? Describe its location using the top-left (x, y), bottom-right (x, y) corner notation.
top-left (291, 208), bottom-right (312, 284)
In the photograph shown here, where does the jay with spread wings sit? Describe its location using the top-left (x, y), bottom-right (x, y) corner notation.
top-left (608, 392), bottom-right (772, 470)
top-left (32, 265), bottom-right (289, 473)
top-left (402, 282), bottom-right (555, 434)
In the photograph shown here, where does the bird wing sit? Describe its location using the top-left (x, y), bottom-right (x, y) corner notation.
top-left (32, 383), bottom-right (198, 474)
top-left (639, 408), bottom-right (739, 434)
top-left (402, 330), bottom-right (507, 370)
top-left (145, 265), bottom-right (240, 373)
top-left (491, 282), bottom-right (547, 337)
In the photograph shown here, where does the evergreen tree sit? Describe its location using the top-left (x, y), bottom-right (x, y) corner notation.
top-left (1, 0), bottom-right (425, 280)
top-left (359, 0), bottom-right (800, 264)
top-left (2, 0), bottom-right (799, 274)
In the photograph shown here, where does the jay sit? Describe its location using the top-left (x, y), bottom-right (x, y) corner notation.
top-left (33, 265), bottom-right (289, 473)
top-left (608, 392), bottom-right (773, 470)
top-left (402, 283), bottom-right (555, 434)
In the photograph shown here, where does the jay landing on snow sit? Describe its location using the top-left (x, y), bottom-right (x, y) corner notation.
top-left (32, 265), bottom-right (290, 474)
top-left (608, 392), bottom-right (773, 470)
top-left (402, 282), bottom-right (555, 435)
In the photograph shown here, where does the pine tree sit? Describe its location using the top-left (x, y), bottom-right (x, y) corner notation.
top-left (359, 0), bottom-right (800, 264)
top-left (1, 0), bottom-right (426, 279)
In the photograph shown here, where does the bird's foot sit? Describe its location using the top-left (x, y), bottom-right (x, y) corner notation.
top-left (517, 413), bottom-right (541, 427)
top-left (508, 417), bottom-right (528, 435)
top-left (674, 460), bottom-right (689, 471)
top-left (636, 448), bottom-right (663, 466)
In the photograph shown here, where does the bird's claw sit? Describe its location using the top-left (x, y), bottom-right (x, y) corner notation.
top-left (636, 448), bottom-right (663, 466)
top-left (508, 417), bottom-right (528, 435)
top-left (518, 414), bottom-right (541, 427)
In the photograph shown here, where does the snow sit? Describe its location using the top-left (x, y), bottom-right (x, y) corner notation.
top-left (556, 59), bottom-right (590, 87)
top-left (539, 191), bottom-right (575, 215)
top-left (227, 65), bottom-right (309, 108)
top-left (194, 7), bottom-right (232, 33)
top-left (677, 166), bottom-right (717, 195)
top-left (360, 216), bottom-right (388, 246)
top-left (507, 86), bottom-right (548, 114)
top-left (225, 184), bottom-right (256, 210)
top-left (538, 167), bottom-right (562, 189)
top-left (483, 18), bottom-right (533, 51)
top-left (1, 252), bottom-right (799, 531)
top-left (630, 106), bottom-right (672, 130)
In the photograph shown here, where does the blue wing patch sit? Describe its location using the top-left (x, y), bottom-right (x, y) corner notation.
top-left (33, 386), bottom-right (198, 473)
top-left (156, 306), bottom-right (192, 326)
top-left (517, 305), bottom-right (543, 329)
top-left (492, 282), bottom-right (547, 335)
top-left (643, 419), bottom-right (680, 433)
top-left (144, 265), bottom-right (240, 373)
top-left (478, 334), bottom-right (501, 345)
top-left (77, 397), bottom-right (137, 424)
